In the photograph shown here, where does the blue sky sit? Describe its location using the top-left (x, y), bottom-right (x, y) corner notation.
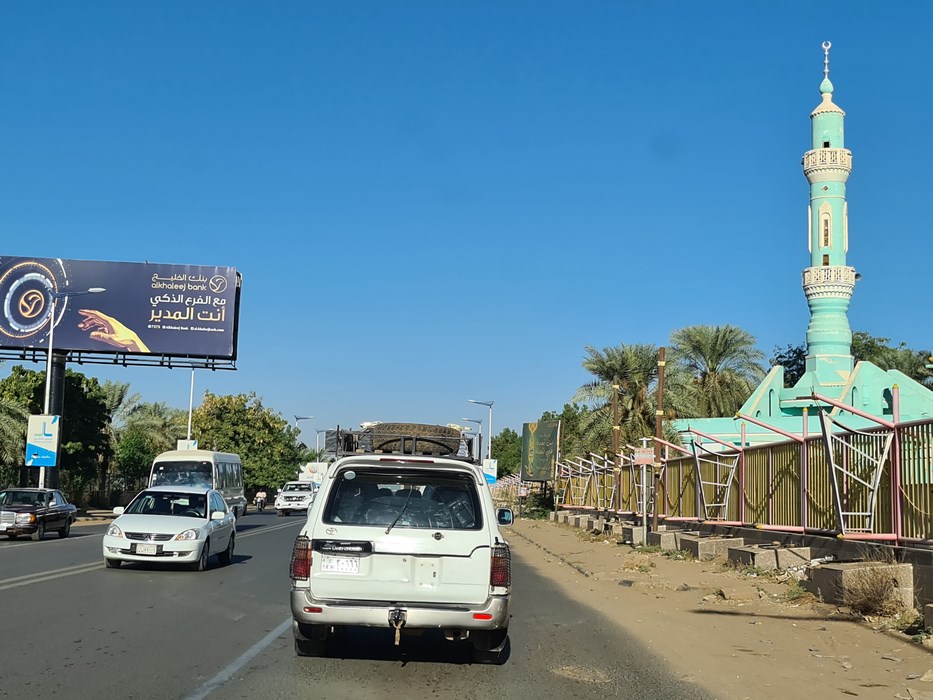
top-left (1, 2), bottom-right (931, 444)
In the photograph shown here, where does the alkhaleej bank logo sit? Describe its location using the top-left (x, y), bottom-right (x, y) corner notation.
top-left (0, 260), bottom-right (58, 340)
top-left (18, 289), bottom-right (46, 319)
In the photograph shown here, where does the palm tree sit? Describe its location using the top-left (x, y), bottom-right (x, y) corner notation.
top-left (668, 324), bottom-right (766, 418)
top-left (572, 343), bottom-right (661, 452)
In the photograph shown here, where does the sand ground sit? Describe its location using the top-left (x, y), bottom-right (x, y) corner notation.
top-left (509, 517), bottom-right (933, 700)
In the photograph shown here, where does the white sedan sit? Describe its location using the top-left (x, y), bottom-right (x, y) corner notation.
top-left (102, 486), bottom-right (236, 571)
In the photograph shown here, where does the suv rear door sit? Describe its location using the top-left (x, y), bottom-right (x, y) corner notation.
top-left (309, 463), bottom-right (492, 606)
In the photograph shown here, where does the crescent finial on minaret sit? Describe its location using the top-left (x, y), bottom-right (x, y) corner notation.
top-left (820, 41), bottom-right (834, 95)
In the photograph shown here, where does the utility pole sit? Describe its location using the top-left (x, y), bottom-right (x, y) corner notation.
top-left (612, 376), bottom-right (621, 515)
top-left (652, 347), bottom-right (666, 531)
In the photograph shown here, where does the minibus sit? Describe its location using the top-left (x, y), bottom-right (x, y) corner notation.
top-left (149, 450), bottom-right (248, 518)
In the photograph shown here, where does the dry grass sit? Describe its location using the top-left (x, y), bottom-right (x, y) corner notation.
top-left (841, 548), bottom-right (908, 617)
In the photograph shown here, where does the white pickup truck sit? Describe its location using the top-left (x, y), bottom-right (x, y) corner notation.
top-left (274, 481), bottom-right (316, 516)
top-left (289, 454), bottom-right (513, 664)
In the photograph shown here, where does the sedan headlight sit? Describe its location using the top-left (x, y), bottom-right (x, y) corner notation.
top-left (174, 529), bottom-right (199, 541)
top-left (15, 513), bottom-right (36, 524)
top-left (106, 523), bottom-right (124, 538)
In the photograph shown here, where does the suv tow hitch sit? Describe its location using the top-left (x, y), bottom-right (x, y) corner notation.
top-left (388, 609), bottom-right (407, 645)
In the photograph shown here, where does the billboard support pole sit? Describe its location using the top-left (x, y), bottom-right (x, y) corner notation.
top-left (187, 369), bottom-right (195, 440)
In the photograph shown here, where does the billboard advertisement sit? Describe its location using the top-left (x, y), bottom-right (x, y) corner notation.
top-left (521, 420), bottom-right (560, 482)
top-left (0, 256), bottom-right (239, 361)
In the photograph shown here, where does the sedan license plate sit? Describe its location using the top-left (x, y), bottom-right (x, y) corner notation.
top-left (136, 543), bottom-right (158, 555)
top-left (321, 554), bottom-right (360, 574)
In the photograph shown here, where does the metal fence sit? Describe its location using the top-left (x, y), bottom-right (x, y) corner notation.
top-left (554, 403), bottom-right (933, 544)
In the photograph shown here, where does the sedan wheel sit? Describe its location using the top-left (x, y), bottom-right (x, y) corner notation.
top-left (191, 540), bottom-right (210, 571)
top-left (218, 533), bottom-right (235, 566)
top-left (58, 520), bottom-right (72, 539)
top-left (32, 521), bottom-right (46, 541)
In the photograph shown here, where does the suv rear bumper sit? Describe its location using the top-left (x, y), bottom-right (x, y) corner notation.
top-left (290, 588), bottom-right (510, 633)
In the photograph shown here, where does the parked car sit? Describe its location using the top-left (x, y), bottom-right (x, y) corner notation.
top-left (0, 488), bottom-right (77, 540)
top-left (289, 455), bottom-right (513, 663)
top-left (275, 480), bottom-right (316, 516)
top-left (102, 486), bottom-right (236, 571)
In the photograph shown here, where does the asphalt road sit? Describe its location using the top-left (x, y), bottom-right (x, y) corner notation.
top-left (0, 514), bottom-right (712, 699)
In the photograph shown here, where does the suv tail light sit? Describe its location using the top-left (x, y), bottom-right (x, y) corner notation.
top-left (490, 542), bottom-right (511, 588)
top-left (290, 535), bottom-right (312, 580)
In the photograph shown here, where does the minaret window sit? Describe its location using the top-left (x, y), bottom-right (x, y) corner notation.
top-left (822, 254), bottom-right (830, 266)
top-left (821, 217), bottom-right (831, 247)
top-left (823, 140), bottom-right (830, 148)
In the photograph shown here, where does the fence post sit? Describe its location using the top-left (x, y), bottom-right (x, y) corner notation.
top-left (738, 422), bottom-right (746, 523)
top-left (800, 408), bottom-right (808, 529)
top-left (892, 385), bottom-right (902, 541)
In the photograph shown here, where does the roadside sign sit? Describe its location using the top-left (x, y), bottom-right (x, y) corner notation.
top-left (26, 414), bottom-right (60, 467)
top-left (176, 439), bottom-right (198, 450)
top-left (633, 447), bottom-right (654, 465)
top-left (483, 459), bottom-right (498, 485)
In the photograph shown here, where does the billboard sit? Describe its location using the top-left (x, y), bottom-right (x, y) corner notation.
top-left (521, 420), bottom-right (560, 482)
top-left (0, 256), bottom-right (239, 364)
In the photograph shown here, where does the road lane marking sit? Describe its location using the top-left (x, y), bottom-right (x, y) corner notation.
top-left (0, 561), bottom-right (103, 591)
top-left (184, 617), bottom-right (292, 700)
top-left (237, 521), bottom-right (303, 539)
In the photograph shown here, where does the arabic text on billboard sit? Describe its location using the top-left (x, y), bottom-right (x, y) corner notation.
top-left (521, 420), bottom-right (559, 482)
top-left (0, 256), bottom-right (239, 360)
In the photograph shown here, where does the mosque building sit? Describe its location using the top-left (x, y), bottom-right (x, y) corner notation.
top-left (673, 42), bottom-right (933, 448)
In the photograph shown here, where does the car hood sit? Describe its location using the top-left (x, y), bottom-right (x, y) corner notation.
top-left (112, 514), bottom-right (208, 534)
top-left (0, 505), bottom-right (41, 513)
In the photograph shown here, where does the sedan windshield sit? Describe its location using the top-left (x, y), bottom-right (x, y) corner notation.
top-left (125, 491), bottom-right (207, 518)
top-left (0, 490), bottom-right (43, 507)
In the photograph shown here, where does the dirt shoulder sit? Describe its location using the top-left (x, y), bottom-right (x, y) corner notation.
top-left (509, 518), bottom-right (933, 700)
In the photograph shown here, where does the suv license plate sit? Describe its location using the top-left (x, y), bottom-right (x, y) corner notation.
top-left (321, 554), bottom-right (360, 574)
top-left (136, 544), bottom-right (158, 555)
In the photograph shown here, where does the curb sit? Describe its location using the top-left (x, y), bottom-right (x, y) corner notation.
top-left (510, 521), bottom-right (595, 578)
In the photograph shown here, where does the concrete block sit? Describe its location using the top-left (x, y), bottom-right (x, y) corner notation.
top-left (727, 545), bottom-right (812, 571)
top-left (548, 511), bottom-right (557, 523)
top-left (646, 530), bottom-right (679, 550)
top-left (572, 515), bottom-right (586, 529)
top-left (803, 562), bottom-right (914, 609)
top-left (620, 525), bottom-right (646, 546)
top-left (925, 603), bottom-right (933, 629)
top-left (557, 511), bottom-right (571, 524)
top-left (679, 534), bottom-right (745, 561)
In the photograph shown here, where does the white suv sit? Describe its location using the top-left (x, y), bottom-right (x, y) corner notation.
top-left (275, 481), bottom-right (316, 516)
top-left (289, 455), bottom-right (513, 664)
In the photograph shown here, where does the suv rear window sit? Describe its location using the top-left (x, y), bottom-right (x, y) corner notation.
top-left (323, 468), bottom-right (482, 530)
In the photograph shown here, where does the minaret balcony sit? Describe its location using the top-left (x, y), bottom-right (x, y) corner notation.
top-left (802, 265), bottom-right (856, 299)
top-left (803, 148), bottom-right (852, 182)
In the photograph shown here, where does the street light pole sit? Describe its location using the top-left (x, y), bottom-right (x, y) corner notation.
top-left (295, 415), bottom-right (314, 430)
top-left (40, 287), bottom-right (106, 488)
top-left (461, 418), bottom-right (483, 463)
top-left (315, 428), bottom-right (328, 453)
top-left (468, 400), bottom-right (494, 461)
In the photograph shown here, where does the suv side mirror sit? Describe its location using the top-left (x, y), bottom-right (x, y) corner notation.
top-left (496, 508), bottom-right (513, 527)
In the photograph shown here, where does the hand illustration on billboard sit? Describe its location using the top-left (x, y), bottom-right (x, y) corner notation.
top-left (77, 310), bottom-right (150, 353)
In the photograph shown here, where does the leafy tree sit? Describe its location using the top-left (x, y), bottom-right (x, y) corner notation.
top-left (0, 364), bottom-right (110, 497)
top-left (491, 427), bottom-right (521, 477)
top-left (770, 343), bottom-right (807, 387)
top-left (111, 402), bottom-right (188, 490)
top-left (0, 361), bottom-right (28, 481)
top-left (191, 391), bottom-right (305, 489)
top-left (668, 324), bottom-right (766, 418)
